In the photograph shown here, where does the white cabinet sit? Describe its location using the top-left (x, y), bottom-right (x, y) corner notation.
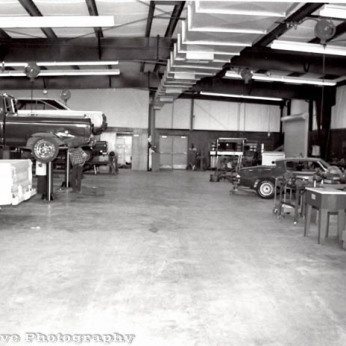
top-left (0, 160), bottom-right (36, 205)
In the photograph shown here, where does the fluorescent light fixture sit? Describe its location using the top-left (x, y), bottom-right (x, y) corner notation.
top-left (0, 16), bottom-right (115, 28)
top-left (2, 61), bottom-right (119, 67)
top-left (0, 69), bottom-right (120, 77)
top-left (271, 40), bottom-right (346, 57)
top-left (224, 71), bottom-right (336, 86)
top-left (195, 0), bottom-right (286, 17)
top-left (319, 5), bottom-right (346, 19)
top-left (41, 61), bottom-right (118, 67)
top-left (200, 91), bottom-right (283, 102)
top-left (41, 69), bottom-right (120, 76)
top-left (253, 75), bottom-right (336, 86)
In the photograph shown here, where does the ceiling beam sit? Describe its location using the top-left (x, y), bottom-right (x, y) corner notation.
top-left (85, 0), bottom-right (104, 39)
top-left (154, 1), bottom-right (185, 73)
top-left (228, 47), bottom-right (346, 77)
top-left (213, 3), bottom-right (326, 80)
top-left (141, 1), bottom-right (156, 73)
top-left (17, 0), bottom-right (57, 39)
top-left (255, 3), bottom-right (325, 47)
top-left (164, 1), bottom-right (185, 38)
top-left (0, 37), bottom-right (173, 62)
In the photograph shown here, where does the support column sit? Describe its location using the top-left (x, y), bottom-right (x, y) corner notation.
top-left (45, 161), bottom-right (54, 201)
top-left (65, 149), bottom-right (70, 188)
top-left (315, 86), bottom-right (336, 160)
top-left (148, 102), bottom-right (159, 171)
top-left (190, 98), bottom-right (195, 131)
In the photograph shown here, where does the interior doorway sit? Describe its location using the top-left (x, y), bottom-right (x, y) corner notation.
top-left (116, 134), bottom-right (133, 168)
top-left (159, 135), bottom-right (188, 170)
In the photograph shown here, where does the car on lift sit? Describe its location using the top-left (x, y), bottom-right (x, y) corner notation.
top-left (0, 93), bottom-right (94, 163)
top-left (231, 157), bottom-right (333, 199)
top-left (16, 97), bottom-right (107, 135)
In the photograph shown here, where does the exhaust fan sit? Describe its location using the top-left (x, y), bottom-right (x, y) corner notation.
top-left (24, 62), bottom-right (40, 81)
top-left (315, 19), bottom-right (336, 44)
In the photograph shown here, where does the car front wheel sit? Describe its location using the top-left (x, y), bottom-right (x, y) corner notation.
top-left (256, 179), bottom-right (275, 199)
top-left (32, 137), bottom-right (59, 163)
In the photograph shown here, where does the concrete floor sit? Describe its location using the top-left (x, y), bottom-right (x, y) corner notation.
top-left (1, 170), bottom-right (346, 346)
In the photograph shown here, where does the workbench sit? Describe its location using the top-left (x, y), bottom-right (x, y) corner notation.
top-left (304, 186), bottom-right (346, 245)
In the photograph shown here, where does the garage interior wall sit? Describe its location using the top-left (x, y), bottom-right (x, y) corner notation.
top-left (156, 99), bottom-right (281, 132)
top-left (307, 86), bottom-right (346, 160)
top-left (7, 88), bottom-right (149, 171)
top-left (328, 86), bottom-right (346, 159)
top-left (155, 98), bottom-right (282, 168)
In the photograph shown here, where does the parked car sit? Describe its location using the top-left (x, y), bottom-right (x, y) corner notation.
top-left (231, 157), bottom-right (337, 199)
top-left (16, 97), bottom-right (107, 135)
top-left (0, 93), bottom-right (94, 163)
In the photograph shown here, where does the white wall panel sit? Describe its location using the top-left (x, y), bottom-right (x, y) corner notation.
top-left (156, 99), bottom-right (191, 129)
top-left (194, 100), bottom-right (239, 130)
top-left (156, 103), bottom-right (173, 128)
top-left (242, 104), bottom-right (281, 132)
top-left (172, 99), bottom-right (191, 129)
top-left (332, 86), bottom-right (346, 129)
top-left (8, 88), bottom-right (149, 128)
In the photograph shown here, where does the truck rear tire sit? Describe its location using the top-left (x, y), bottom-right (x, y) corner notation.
top-left (32, 137), bottom-right (59, 163)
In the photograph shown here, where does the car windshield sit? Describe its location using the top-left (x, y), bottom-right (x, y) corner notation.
top-left (318, 159), bottom-right (330, 170)
top-left (285, 159), bottom-right (330, 172)
top-left (17, 99), bottom-right (68, 111)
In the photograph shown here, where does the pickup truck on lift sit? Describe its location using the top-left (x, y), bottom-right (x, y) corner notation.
top-left (16, 97), bottom-right (107, 135)
top-left (0, 93), bottom-right (94, 163)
